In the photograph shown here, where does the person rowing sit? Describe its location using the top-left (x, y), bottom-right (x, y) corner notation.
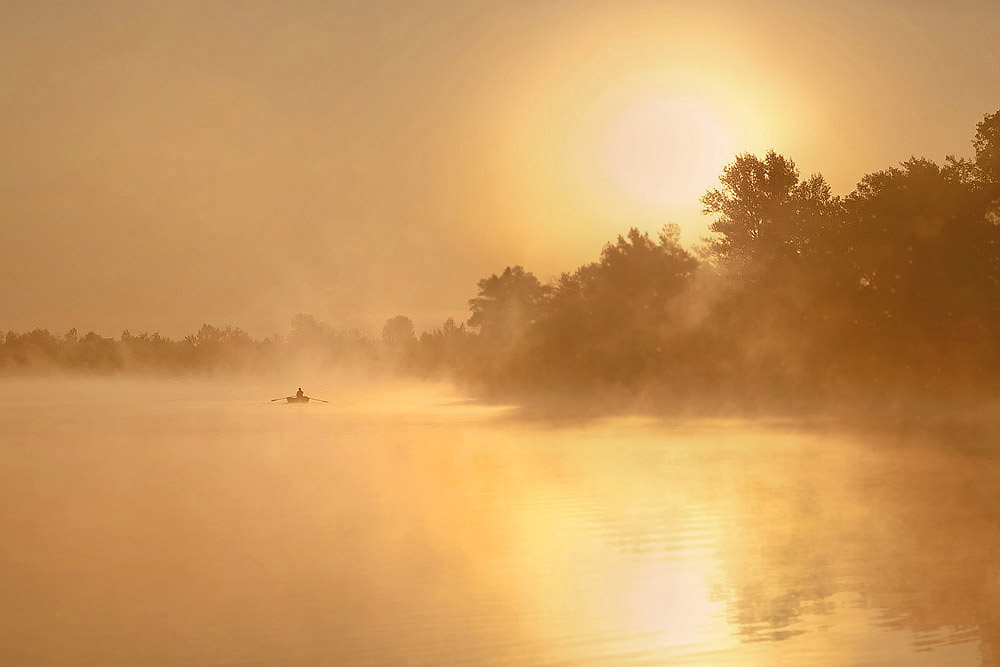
top-left (270, 388), bottom-right (329, 403)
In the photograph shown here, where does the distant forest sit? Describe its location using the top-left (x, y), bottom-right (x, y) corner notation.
top-left (5, 110), bottom-right (1000, 408)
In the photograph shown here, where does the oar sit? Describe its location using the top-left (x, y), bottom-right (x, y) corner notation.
top-left (307, 397), bottom-right (329, 403)
top-left (271, 397), bottom-right (290, 402)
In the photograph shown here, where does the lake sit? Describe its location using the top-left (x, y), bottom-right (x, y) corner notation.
top-left (0, 377), bottom-right (997, 665)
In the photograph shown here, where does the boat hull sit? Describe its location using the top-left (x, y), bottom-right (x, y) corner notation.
top-left (286, 396), bottom-right (310, 403)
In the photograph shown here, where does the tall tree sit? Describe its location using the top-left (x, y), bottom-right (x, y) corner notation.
top-left (382, 315), bottom-right (416, 346)
top-left (701, 151), bottom-right (800, 262)
top-left (701, 151), bottom-right (838, 272)
top-left (974, 109), bottom-right (1000, 184)
top-left (468, 266), bottom-right (547, 343)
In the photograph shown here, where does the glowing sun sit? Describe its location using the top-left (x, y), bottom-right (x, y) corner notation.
top-left (601, 96), bottom-right (733, 210)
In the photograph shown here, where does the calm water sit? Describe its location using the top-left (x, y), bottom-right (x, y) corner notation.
top-left (1, 378), bottom-right (998, 665)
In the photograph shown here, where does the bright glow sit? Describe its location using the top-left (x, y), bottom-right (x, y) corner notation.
top-left (621, 560), bottom-right (725, 649)
top-left (602, 96), bottom-right (733, 210)
top-left (489, 7), bottom-right (799, 260)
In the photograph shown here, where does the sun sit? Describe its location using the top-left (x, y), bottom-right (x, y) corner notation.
top-left (601, 95), bottom-right (733, 211)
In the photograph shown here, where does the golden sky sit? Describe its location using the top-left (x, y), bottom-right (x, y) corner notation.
top-left (1, 0), bottom-right (998, 336)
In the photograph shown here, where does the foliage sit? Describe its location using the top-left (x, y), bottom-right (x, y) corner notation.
top-left (382, 315), bottom-right (416, 346)
top-left (468, 266), bottom-right (548, 342)
top-left (6, 109), bottom-right (1000, 406)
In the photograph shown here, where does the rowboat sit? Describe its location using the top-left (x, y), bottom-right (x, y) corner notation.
top-left (271, 390), bottom-right (328, 404)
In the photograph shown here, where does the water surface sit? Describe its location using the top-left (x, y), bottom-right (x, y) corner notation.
top-left (0, 378), bottom-right (997, 665)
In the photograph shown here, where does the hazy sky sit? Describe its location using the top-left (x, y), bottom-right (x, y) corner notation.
top-left (2, 0), bottom-right (998, 337)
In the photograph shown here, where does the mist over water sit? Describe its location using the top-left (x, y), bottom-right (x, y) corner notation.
top-left (1, 378), bottom-right (996, 665)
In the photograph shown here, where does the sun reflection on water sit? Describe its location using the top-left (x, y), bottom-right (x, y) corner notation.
top-left (0, 380), bottom-right (994, 665)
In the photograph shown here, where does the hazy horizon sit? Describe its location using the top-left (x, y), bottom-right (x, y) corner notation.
top-left (3, 0), bottom-right (999, 337)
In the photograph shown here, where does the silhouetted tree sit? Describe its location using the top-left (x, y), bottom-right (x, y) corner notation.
top-left (528, 226), bottom-right (699, 386)
top-left (701, 151), bottom-right (841, 272)
top-left (289, 313), bottom-right (328, 347)
top-left (382, 315), bottom-right (416, 346)
top-left (416, 317), bottom-right (473, 377)
top-left (701, 151), bottom-right (798, 264)
top-left (468, 266), bottom-right (547, 343)
top-left (974, 110), bottom-right (1000, 184)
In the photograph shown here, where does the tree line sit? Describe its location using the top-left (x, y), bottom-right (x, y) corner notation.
top-left (414, 109), bottom-right (1000, 407)
top-left (4, 110), bottom-right (999, 409)
top-left (0, 318), bottom-right (375, 374)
